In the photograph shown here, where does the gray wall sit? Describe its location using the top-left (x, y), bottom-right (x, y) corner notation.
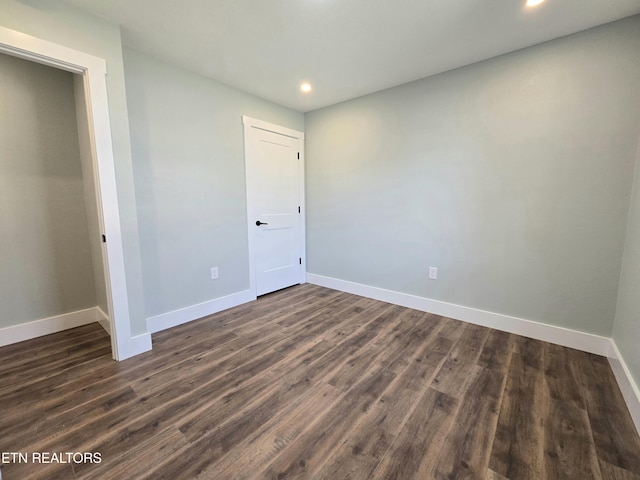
top-left (0, 0), bottom-right (147, 335)
top-left (122, 48), bottom-right (304, 318)
top-left (305, 16), bottom-right (640, 336)
top-left (613, 142), bottom-right (640, 387)
top-left (74, 75), bottom-right (109, 314)
top-left (0, 53), bottom-right (96, 327)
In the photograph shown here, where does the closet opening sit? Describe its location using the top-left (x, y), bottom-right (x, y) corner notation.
top-left (0, 27), bottom-right (135, 360)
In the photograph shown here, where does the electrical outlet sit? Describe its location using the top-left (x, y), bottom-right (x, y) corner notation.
top-left (428, 266), bottom-right (438, 280)
top-left (210, 267), bottom-right (219, 280)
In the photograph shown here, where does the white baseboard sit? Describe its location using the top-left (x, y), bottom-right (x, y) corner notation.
top-left (306, 273), bottom-right (611, 357)
top-left (0, 307), bottom-right (101, 347)
top-left (608, 340), bottom-right (640, 435)
top-left (96, 306), bottom-right (111, 335)
top-left (119, 332), bottom-right (153, 360)
top-left (146, 290), bottom-right (256, 334)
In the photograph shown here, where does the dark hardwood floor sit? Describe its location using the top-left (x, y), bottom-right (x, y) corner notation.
top-left (1, 284), bottom-right (639, 479)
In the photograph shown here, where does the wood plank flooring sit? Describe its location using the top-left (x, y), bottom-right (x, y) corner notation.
top-left (1, 284), bottom-right (639, 480)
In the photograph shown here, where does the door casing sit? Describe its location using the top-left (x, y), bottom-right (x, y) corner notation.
top-left (242, 116), bottom-right (306, 298)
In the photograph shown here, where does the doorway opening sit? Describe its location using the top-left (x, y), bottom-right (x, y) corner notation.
top-left (0, 52), bottom-right (110, 344)
top-left (0, 26), bottom-right (137, 360)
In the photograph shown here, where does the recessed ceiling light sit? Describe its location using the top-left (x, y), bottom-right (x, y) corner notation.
top-left (300, 83), bottom-right (312, 93)
top-left (526, 0), bottom-right (545, 6)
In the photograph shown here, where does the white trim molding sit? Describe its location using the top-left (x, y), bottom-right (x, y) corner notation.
top-left (608, 341), bottom-right (640, 435)
top-left (147, 290), bottom-right (255, 334)
top-left (242, 115), bottom-right (305, 140)
top-left (0, 308), bottom-right (101, 347)
top-left (127, 332), bottom-right (153, 358)
top-left (306, 273), bottom-right (612, 356)
top-left (96, 307), bottom-right (111, 335)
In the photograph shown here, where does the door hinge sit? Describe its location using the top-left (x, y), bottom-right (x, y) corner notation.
top-left (299, 258), bottom-right (302, 265)
top-left (297, 152), bottom-right (300, 160)
top-left (102, 234), bottom-right (106, 243)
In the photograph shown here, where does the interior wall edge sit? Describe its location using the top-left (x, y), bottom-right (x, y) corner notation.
top-left (96, 306), bottom-right (110, 335)
top-left (609, 340), bottom-right (640, 436)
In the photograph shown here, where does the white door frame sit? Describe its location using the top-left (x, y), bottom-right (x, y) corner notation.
top-left (242, 116), bottom-right (306, 298)
top-left (0, 27), bottom-right (137, 360)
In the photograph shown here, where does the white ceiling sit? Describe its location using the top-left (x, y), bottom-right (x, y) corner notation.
top-left (64, 0), bottom-right (640, 112)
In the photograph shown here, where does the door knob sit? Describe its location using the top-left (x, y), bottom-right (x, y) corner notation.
top-left (256, 220), bottom-right (268, 226)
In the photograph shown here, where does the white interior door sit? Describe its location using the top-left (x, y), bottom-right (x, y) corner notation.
top-left (243, 117), bottom-right (305, 297)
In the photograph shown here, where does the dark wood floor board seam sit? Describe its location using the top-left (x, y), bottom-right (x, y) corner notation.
top-left (0, 329), bottom-right (240, 420)
top-left (259, 367), bottom-right (398, 479)
top-left (14, 347), bottom-right (284, 456)
top-left (275, 294), bottom-right (374, 331)
top-left (370, 387), bottom-right (460, 479)
top-left (598, 460), bottom-right (640, 480)
top-left (225, 288), bottom-right (343, 336)
top-left (204, 382), bottom-right (344, 480)
top-left (573, 349), bottom-right (640, 474)
top-left (430, 323), bottom-right (491, 399)
top-left (0, 351), bottom-right (113, 404)
top-left (75, 426), bottom-right (189, 480)
top-left (319, 300), bottom-right (395, 345)
top-left (230, 289), bottom-right (348, 335)
top-left (374, 313), bottom-right (451, 377)
top-left (0, 323), bottom-right (106, 361)
top-left (543, 397), bottom-right (604, 479)
top-left (132, 330), bottom-right (287, 399)
top-left (369, 332), bottom-right (457, 438)
top-left (488, 351), bottom-right (546, 479)
top-left (313, 416), bottom-right (397, 480)
top-left (1, 387), bottom-right (139, 454)
top-left (147, 382), bottom-right (344, 480)
top-left (0, 338), bottom-right (112, 386)
top-left (432, 364), bottom-right (510, 479)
